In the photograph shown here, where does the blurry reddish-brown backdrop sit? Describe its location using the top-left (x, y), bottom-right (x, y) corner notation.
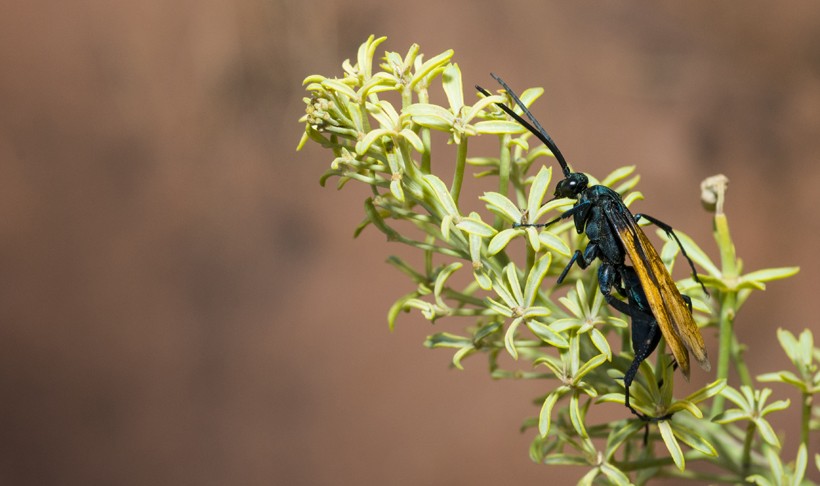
top-left (1, 1), bottom-right (819, 484)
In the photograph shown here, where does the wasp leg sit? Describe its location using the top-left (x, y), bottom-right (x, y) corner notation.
top-left (556, 242), bottom-right (600, 284)
top-left (633, 213), bottom-right (708, 296)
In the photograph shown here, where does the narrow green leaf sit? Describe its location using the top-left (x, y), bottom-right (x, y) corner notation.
top-left (667, 399), bottom-right (703, 418)
top-left (534, 354), bottom-right (564, 377)
top-left (576, 354), bottom-right (608, 381)
top-left (798, 329), bottom-right (814, 367)
top-left (756, 418), bottom-right (781, 448)
top-left (466, 94), bottom-right (506, 121)
top-left (525, 226), bottom-right (541, 252)
top-left (526, 320), bottom-right (568, 348)
top-left (745, 475), bottom-right (771, 486)
top-left (539, 231), bottom-right (571, 256)
top-left (595, 392), bottom-right (626, 405)
top-left (527, 166), bottom-right (553, 218)
top-left (452, 345), bottom-right (474, 370)
top-left (757, 371), bottom-right (804, 390)
top-left (440, 214), bottom-right (454, 242)
top-left (671, 422), bottom-right (717, 456)
top-left (600, 463), bottom-right (631, 486)
top-left (543, 454), bottom-right (589, 466)
top-left (505, 317), bottom-right (523, 360)
top-left (684, 379), bottom-right (727, 404)
top-left (424, 332), bottom-right (471, 348)
top-left (409, 49), bottom-right (454, 89)
top-left (515, 87), bottom-right (544, 111)
top-left (405, 103), bottom-right (454, 131)
top-left (360, 35), bottom-right (386, 78)
top-left (777, 328), bottom-right (798, 358)
top-left (358, 72), bottom-right (395, 98)
top-left (442, 63), bottom-right (464, 112)
top-left (742, 266), bottom-right (800, 284)
top-left (559, 295), bottom-right (582, 319)
top-left (400, 128), bottom-right (424, 153)
top-left (468, 232), bottom-right (482, 262)
top-left (521, 306), bottom-right (551, 318)
top-left (589, 328), bottom-right (612, 361)
top-left (720, 386), bottom-right (749, 410)
top-left (368, 100), bottom-right (400, 128)
top-left (505, 263), bottom-right (524, 307)
top-left (568, 334), bottom-right (581, 376)
top-left (474, 120), bottom-right (527, 135)
top-left (761, 399), bottom-right (791, 416)
top-left (456, 217), bottom-right (497, 238)
top-left (600, 165), bottom-right (636, 186)
top-left (529, 435), bottom-right (545, 463)
top-left (524, 252), bottom-right (552, 306)
top-left (605, 420), bottom-right (645, 460)
top-left (712, 409), bottom-right (749, 424)
top-left (485, 297), bottom-right (512, 317)
top-left (491, 278), bottom-right (517, 309)
top-left (793, 443), bottom-right (808, 486)
top-left (390, 178), bottom-right (405, 202)
top-left (473, 267), bottom-right (493, 291)
top-left (533, 198), bottom-right (574, 222)
top-left (387, 292), bottom-right (416, 331)
top-left (736, 279), bottom-right (767, 291)
top-left (538, 391), bottom-right (561, 437)
top-left (357, 128), bottom-right (390, 155)
top-left (322, 78), bottom-right (358, 100)
top-left (424, 174), bottom-right (459, 216)
top-left (623, 191), bottom-right (645, 207)
top-left (473, 322), bottom-right (502, 343)
top-left (404, 102), bottom-right (453, 120)
top-left (569, 392), bottom-right (588, 438)
top-left (765, 444), bottom-right (785, 484)
top-left (577, 469), bottom-right (599, 486)
top-left (433, 262), bottom-right (462, 303)
top-left (658, 420), bottom-right (685, 471)
top-left (612, 175), bottom-right (641, 196)
top-left (488, 228), bottom-right (518, 255)
top-left (480, 192), bottom-right (523, 222)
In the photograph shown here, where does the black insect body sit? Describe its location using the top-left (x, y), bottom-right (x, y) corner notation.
top-left (477, 74), bottom-right (710, 420)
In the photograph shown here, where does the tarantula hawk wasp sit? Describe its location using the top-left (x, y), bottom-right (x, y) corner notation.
top-left (477, 74), bottom-right (710, 420)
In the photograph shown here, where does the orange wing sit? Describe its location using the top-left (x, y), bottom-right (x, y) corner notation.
top-left (608, 208), bottom-right (710, 380)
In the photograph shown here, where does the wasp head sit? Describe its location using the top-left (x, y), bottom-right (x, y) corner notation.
top-left (554, 172), bottom-right (588, 199)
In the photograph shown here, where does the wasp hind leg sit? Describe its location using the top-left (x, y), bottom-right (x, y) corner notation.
top-left (633, 213), bottom-right (709, 296)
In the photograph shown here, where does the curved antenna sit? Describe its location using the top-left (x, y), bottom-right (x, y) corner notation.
top-left (475, 74), bottom-right (571, 178)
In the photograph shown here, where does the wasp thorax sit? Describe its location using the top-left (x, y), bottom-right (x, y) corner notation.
top-left (554, 173), bottom-right (588, 198)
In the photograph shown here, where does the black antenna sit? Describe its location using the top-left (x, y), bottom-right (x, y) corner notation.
top-left (476, 74), bottom-right (571, 178)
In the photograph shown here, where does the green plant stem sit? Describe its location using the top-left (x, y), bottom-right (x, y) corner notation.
top-left (802, 391), bottom-right (812, 449)
top-left (711, 211), bottom-right (739, 416)
top-left (740, 420), bottom-right (755, 476)
top-left (450, 138), bottom-right (468, 205)
top-left (711, 291), bottom-right (736, 415)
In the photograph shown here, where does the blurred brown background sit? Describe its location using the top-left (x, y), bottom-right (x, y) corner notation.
top-left (1, 1), bottom-right (819, 484)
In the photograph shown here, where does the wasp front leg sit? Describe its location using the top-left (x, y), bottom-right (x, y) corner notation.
top-left (556, 242), bottom-right (599, 284)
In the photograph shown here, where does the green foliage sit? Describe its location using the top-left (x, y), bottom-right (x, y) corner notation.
top-left (298, 35), bottom-right (812, 484)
